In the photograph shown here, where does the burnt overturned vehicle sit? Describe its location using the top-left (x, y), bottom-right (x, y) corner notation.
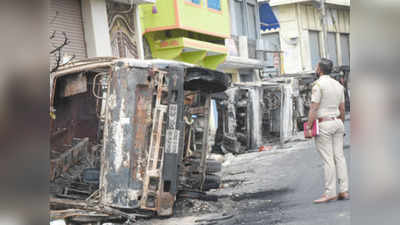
top-left (50, 58), bottom-right (229, 223)
top-left (214, 68), bottom-right (350, 154)
top-left (214, 79), bottom-right (300, 154)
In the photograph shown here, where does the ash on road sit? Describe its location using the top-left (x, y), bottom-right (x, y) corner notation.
top-left (136, 121), bottom-right (351, 225)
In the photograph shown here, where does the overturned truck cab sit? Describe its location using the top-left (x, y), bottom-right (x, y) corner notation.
top-left (101, 61), bottom-right (229, 216)
top-left (100, 60), bottom-right (187, 215)
top-left (50, 58), bottom-right (229, 222)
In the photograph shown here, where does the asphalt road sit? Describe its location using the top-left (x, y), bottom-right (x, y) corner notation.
top-left (211, 120), bottom-right (351, 225)
top-left (136, 120), bottom-right (351, 225)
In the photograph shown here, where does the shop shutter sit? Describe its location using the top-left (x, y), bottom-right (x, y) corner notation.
top-left (49, 0), bottom-right (86, 69)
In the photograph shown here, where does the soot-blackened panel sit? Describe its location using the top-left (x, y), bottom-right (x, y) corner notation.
top-left (184, 67), bottom-right (230, 93)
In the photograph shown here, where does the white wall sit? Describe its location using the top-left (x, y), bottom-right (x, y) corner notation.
top-left (267, 0), bottom-right (350, 7)
top-left (298, 4), bottom-right (350, 69)
top-left (272, 4), bottom-right (303, 73)
top-left (263, 3), bottom-right (350, 74)
top-left (298, 4), bottom-right (350, 33)
top-left (81, 0), bottom-right (113, 57)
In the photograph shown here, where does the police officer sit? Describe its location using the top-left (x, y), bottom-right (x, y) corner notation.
top-left (306, 58), bottom-right (349, 203)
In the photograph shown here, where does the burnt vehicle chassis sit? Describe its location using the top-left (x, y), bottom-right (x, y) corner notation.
top-left (214, 81), bottom-right (296, 154)
top-left (214, 84), bottom-right (262, 154)
top-left (214, 67), bottom-right (351, 155)
top-left (294, 67), bottom-right (351, 131)
top-left (50, 58), bottom-right (229, 223)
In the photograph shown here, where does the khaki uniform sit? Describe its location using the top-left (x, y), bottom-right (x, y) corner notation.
top-left (311, 75), bottom-right (349, 197)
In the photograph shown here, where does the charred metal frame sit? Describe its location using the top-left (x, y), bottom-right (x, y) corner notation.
top-left (179, 91), bottom-right (212, 192)
top-left (50, 58), bottom-right (227, 222)
top-left (215, 84), bottom-right (263, 153)
top-left (100, 63), bottom-right (151, 210)
top-left (50, 63), bottom-right (111, 182)
top-left (214, 69), bottom-right (351, 154)
top-left (215, 80), bottom-right (301, 153)
top-left (261, 85), bottom-right (282, 143)
top-left (100, 62), bottom-right (186, 216)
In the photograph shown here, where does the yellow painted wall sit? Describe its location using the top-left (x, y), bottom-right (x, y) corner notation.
top-left (140, 0), bottom-right (230, 38)
top-left (140, 0), bottom-right (178, 33)
top-left (269, 0), bottom-right (350, 7)
top-left (178, 0), bottom-right (230, 38)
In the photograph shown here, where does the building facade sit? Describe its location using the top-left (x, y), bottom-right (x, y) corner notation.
top-left (139, 0), bottom-right (231, 69)
top-left (218, 0), bottom-right (267, 83)
top-left (48, 0), bottom-right (270, 83)
top-left (259, 0), bottom-right (350, 75)
top-left (49, 0), bottom-right (154, 71)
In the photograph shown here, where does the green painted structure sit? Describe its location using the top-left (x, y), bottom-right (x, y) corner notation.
top-left (139, 0), bottom-right (230, 69)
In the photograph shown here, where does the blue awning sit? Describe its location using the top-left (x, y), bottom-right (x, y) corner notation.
top-left (259, 2), bottom-right (280, 31)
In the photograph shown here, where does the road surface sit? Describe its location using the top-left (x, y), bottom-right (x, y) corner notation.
top-left (136, 120), bottom-right (351, 225)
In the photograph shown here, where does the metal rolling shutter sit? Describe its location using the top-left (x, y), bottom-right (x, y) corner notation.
top-left (49, 0), bottom-right (86, 68)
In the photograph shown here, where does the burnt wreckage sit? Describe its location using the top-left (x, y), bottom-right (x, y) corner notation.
top-left (50, 58), bottom-right (229, 223)
top-left (214, 79), bottom-right (299, 154)
top-left (214, 67), bottom-right (350, 154)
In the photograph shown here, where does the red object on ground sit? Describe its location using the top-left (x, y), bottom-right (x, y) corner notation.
top-left (258, 146), bottom-right (272, 152)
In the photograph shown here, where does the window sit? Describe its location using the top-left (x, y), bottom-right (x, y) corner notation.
top-left (208, 0), bottom-right (221, 10)
top-left (340, 33), bottom-right (350, 66)
top-left (309, 31), bottom-right (321, 70)
top-left (232, 0), bottom-right (245, 36)
top-left (247, 3), bottom-right (257, 40)
top-left (189, 0), bottom-right (200, 4)
top-left (231, 0), bottom-right (257, 39)
top-left (327, 32), bottom-right (338, 66)
top-left (261, 33), bottom-right (280, 68)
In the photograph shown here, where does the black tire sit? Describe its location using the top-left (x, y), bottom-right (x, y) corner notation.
top-left (206, 159), bottom-right (222, 173)
top-left (184, 67), bottom-right (230, 93)
top-left (203, 174), bottom-right (221, 191)
top-left (191, 159), bottom-right (222, 173)
top-left (178, 191), bottom-right (204, 199)
top-left (222, 135), bottom-right (242, 154)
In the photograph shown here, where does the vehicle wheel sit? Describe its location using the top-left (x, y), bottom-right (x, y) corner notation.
top-left (206, 159), bottom-right (222, 173)
top-left (184, 67), bottom-right (230, 93)
top-left (203, 174), bottom-right (221, 191)
top-left (191, 159), bottom-right (222, 173)
top-left (178, 191), bottom-right (204, 199)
